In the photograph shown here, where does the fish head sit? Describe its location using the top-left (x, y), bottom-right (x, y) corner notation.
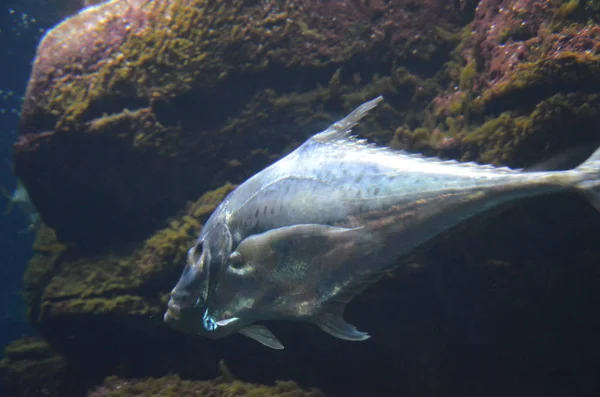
top-left (200, 224), bottom-right (361, 334)
top-left (200, 224), bottom-right (373, 348)
top-left (200, 238), bottom-right (277, 333)
top-left (198, 224), bottom-right (313, 340)
top-left (197, 241), bottom-right (289, 349)
top-left (164, 221), bottom-right (234, 335)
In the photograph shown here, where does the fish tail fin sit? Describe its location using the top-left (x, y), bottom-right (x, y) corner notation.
top-left (574, 146), bottom-right (600, 211)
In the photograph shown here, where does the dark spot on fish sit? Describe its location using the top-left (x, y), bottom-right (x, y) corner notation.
top-left (387, 175), bottom-right (395, 182)
top-left (263, 206), bottom-right (267, 215)
top-left (270, 208), bottom-right (275, 215)
top-left (285, 186), bottom-right (290, 193)
top-left (374, 187), bottom-right (380, 195)
top-left (255, 209), bottom-right (259, 218)
top-left (355, 174), bottom-right (363, 183)
top-left (356, 190), bottom-right (361, 198)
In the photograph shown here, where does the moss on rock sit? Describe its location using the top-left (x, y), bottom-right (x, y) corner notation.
top-left (0, 337), bottom-right (67, 397)
top-left (88, 371), bottom-right (325, 397)
top-left (15, 0), bottom-right (465, 248)
top-left (392, 1), bottom-right (600, 167)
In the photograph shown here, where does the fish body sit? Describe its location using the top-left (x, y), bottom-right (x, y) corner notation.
top-left (164, 96), bottom-right (600, 349)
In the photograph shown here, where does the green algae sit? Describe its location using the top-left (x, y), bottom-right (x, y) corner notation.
top-left (30, 0), bottom-right (461, 149)
top-left (34, 0), bottom-right (598, 175)
top-left (0, 337), bottom-right (67, 397)
top-left (556, 0), bottom-right (581, 19)
top-left (403, 13), bottom-right (600, 166)
top-left (2, 337), bottom-right (54, 360)
top-left (40, 295), bottom-right (159, 317)
top-left (22, 225), bottom-right (68, 321)
top-left (90, 361), bottom-right (325, 397)
top-left (40, 0), bottom-right (359, 132)
top-left (459, 60), bottom-right (476, 91)
top-left (480, 52), bottom-right (600, 112)
top-left (41, 0), bottom-right (292, 135)
top-left (396, 85), bottom-right (600, 167)
top-left (93, 375), bottom-right (325, 397)
top-left (462, 112), bottom-right (525, 164)
top-left (459, 91), bottom-right (600, 165)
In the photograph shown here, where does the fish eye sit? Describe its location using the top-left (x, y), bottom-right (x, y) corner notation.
top-left (229, 251), bottom-right (244, 269)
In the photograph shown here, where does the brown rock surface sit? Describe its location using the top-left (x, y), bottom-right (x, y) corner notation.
top-left (15, 0), bottom-right (466, 248)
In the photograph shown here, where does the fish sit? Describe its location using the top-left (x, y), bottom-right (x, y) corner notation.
top-left (164, 96), bottom-right (600, 349)
top-left (2, 179), bottom-right (41, 233)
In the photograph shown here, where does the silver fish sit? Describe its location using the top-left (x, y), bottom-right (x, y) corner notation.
top-left (164, 96), bottom-right (600, 349)
top-left (2, 179), bottom-right (40, 233)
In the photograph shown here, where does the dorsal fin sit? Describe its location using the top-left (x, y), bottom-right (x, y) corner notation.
top-left (312, 96), bottom-right (384, 143)
top-left (309, 96), bottom-right (521, 175)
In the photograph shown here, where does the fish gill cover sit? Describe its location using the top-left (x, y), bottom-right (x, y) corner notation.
top-left (1, 0), bottom-right (600, 396)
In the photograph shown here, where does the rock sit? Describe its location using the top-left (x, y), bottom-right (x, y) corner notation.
top-left (397, 0), bottom-right (600, 166)
top-left (0, 337), bottom-right (68, 397)
top-left (14, 0), bottom-right (465, 248)
top-left (87, 362), bottom-right (325, 397)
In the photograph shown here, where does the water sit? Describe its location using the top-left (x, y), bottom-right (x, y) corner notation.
top-left (0, 1), bottom-right (62, 360)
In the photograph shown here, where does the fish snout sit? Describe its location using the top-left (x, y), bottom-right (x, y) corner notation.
top-left (164, 289), bottom-right (202, 323)
top-left (164, 298), bottom-right (182, 322)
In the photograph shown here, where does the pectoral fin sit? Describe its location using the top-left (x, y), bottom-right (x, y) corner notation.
top-left (234, 224), bottom-right (372, 345)
top-left (237, 224), bottom-right (363, 255)
top-left (216, 317), bottom-right (240, 327)
top-left (238, 325), bottom-right (284, 350)
top-left (235, 223), bottom-right (366, 270)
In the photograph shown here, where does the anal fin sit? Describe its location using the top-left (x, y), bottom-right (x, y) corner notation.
top-left (314, 311), bottom-right (370, 341)
top-left (238, 325), bottom-right (284, 350)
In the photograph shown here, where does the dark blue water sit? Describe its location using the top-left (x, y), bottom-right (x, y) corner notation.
top-left (0, 1), bottom-right (62, 360)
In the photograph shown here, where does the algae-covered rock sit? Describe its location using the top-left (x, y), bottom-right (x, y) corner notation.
top-left (396, 0), bottom-right (600, 167)
top-left (88, 363), bottom-right (325, 397)
top-left (0, 337), bottom-right (68, 397)
top-left (14, 0), bottom-right (466, 248)
top-left (22, 224), bottom-right (68, 321)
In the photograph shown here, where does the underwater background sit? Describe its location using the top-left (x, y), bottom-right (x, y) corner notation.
top-left (0, 0), bottom-right (60, 363)
top-left (1, 0), bottom-right (600, 396)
